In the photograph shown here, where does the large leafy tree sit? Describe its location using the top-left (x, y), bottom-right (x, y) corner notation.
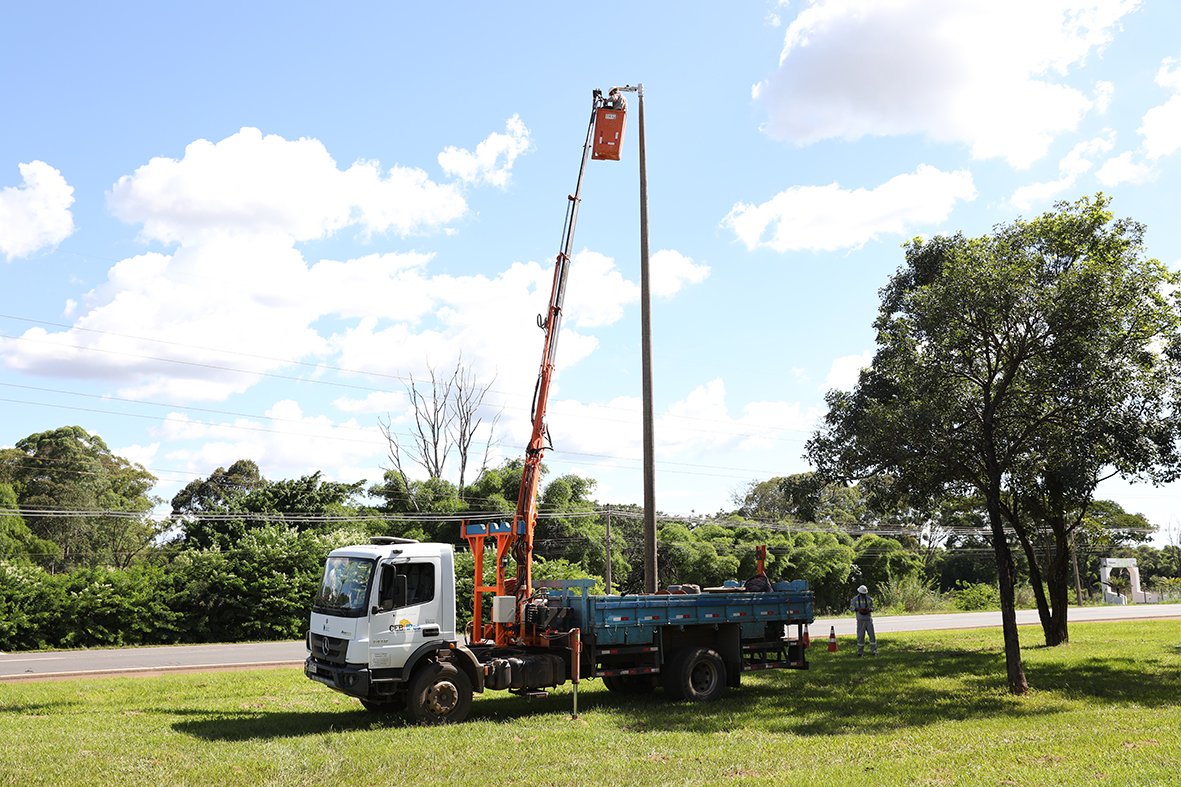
top-left (4, 426), bottom-right (158, 570)
top-left (174, 462), bottom-right (365, 549)
top-left (999, 198), bottom-right (1181, 643)
top-left (808, 195), bottom-right (1181, 691)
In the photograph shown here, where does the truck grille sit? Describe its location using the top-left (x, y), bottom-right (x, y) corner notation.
top-left (309, 632), bottom-right (348, 665)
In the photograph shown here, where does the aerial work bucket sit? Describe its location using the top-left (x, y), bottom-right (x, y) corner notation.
top-left (592, 90), bottom-right (627, 160)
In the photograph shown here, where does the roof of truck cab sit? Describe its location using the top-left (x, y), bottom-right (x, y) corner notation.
top-left (327, 542), bottom-right (452, 560)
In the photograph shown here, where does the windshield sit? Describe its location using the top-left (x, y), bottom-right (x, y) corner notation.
top-left (313, 556), bottom-right (375, 617)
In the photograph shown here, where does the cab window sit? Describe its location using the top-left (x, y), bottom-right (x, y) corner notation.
top-left (378, 561), bottom-right (435, 610)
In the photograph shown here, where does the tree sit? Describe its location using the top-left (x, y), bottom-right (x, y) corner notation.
top-left (5, 426), bottom-right (159, 570)
top-left (852, 533), bottom-right (923, 590)
top-left (536, 473), bottom-right (604, 569)
top-left (171, 459), bottom-right (262, 516)
top-left (379, 358), bottom-right (501, 507)
top-left (174, 463), bottom-right (366, 549)
top-left (808, 230), bottom-right (1039, 690)
top-left (809, 196), bottom-right (1181, 689)
top-left (0, 483), bottom-right (57, 564)
top-left (734, 472), bottom-right (865, 526)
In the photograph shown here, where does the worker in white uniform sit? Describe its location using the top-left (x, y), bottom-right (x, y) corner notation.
top-left (849, 584), bottom-right (877, 656)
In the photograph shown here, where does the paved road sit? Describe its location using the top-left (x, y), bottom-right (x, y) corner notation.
top-left (0, 640), bottom-right (307, 681)
top-left (814, 601), bottom-right (1181, 636)
top-left (3, 603), bottom-right (1178, 681)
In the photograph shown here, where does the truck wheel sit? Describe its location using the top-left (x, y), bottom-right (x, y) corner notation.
top-left (406, 662), bottom-right (472, 724)
top-left (603, 674), bottom-right (657, 694)
top-left (662, 647), bottom-right (726, 702)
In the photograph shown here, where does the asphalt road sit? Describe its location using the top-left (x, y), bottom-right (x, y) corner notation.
top-left (2, 603), bottom-right (1178, 681)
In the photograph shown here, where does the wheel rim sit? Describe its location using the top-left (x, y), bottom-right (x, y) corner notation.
top-left (425, 680), bottom-right (459, 716)
top-left (689, 659), bottom-right (719, 695)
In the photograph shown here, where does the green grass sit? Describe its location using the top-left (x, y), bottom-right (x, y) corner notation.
top-left (2, 621), bottom-right (1179, 786)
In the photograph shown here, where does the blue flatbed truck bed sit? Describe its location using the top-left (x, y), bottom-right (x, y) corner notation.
top-left (531, 579), bottom-right (815, 698)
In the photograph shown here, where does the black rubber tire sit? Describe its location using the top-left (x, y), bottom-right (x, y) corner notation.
top-left (602, 674), bottom-right (657, 694)
top-left (406, 662), bottom-right (473, 724)
top-left (662, 647), bottom-right (726, 702)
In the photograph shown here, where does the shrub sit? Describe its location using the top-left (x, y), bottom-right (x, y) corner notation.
top-left (877, 574), bottom-right (946, 613)
top-left (1150, 576), bottom-right (1181, 601)
top-left (952, 580), bottom-right (1000, 611)
top-left (0, 560), bottom-right (65, 650)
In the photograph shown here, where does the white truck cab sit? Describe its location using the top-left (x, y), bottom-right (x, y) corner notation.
top-left (305, 538), bottom-right (483, 720)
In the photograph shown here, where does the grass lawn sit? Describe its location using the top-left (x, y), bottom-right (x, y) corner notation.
top-left (1, 620), bottom-right (1179, 786)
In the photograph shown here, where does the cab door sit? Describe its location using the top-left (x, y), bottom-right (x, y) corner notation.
top-left (368, 558), bottom-right (441, 671)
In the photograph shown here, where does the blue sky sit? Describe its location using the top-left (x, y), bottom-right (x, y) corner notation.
top-left (2, 1), bottom-right (1180, 541)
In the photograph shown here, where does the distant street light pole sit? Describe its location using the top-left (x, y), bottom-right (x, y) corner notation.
top-left (614, 83), bottom-right (657, 593)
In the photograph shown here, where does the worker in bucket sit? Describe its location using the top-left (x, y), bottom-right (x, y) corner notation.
top-left (849, 584), bottom-right (877, 656)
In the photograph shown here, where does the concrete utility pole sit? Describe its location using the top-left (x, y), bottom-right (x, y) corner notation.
top-left (604, 504), bottom-right (613, 595)
top-left (612, 83), bottom-right (657, 593)
top-left (628, 84), bottom-right (656, 588)
top-left (635, 84), bottom-right (657, 593)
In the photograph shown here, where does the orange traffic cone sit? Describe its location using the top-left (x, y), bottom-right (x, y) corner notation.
top-left (827, 625), bottom-right (838, 652)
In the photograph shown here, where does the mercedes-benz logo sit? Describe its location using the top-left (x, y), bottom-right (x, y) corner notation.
top-left (320, 638), bottom-right (330, 656)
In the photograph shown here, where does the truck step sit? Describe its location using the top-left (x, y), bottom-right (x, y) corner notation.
top-left (510, 689), bottom-right (550, 700)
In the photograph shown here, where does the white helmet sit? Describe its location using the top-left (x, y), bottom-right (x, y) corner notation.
top-left (857, 585), bottom-right (868, 594)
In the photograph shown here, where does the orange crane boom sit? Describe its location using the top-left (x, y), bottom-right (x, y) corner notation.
top-left (464, 88), bottom-right (627, 646)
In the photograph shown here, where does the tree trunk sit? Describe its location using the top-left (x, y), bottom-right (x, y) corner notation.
top-left (1009, 511), bottom-right (1055, 646)
top-left (1045, 527), bottom-right (1072, 644)
top-left (987, 490), bottom-right (1029, 694)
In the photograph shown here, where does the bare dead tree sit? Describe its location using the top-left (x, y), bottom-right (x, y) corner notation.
top-left (380, 357), bottom-right (503, 503)
top-left (451, 359), bottom-right (502, 495)
top-left (379, 415), bottom-right (417, 510)
top-left (408, 365), bottom-right (456, 480)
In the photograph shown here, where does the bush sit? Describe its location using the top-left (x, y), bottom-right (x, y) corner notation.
top-left (952, 580), bottom-right (1000, 611)
top-left (0, 560), bottom-right (65, 650)
top-left (877, 574), bottom-right (946, 613)
top-left (54, 565), bottom-right (178, 648)
top-left (1150, 577), bottom-right (1181, 601)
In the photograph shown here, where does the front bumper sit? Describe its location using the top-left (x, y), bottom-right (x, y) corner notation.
top-left (304, 656), bottom-right (371, 699)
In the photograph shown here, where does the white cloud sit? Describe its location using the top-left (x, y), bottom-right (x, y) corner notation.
top-left (651, 249), bottom-right (710, 298)
top-left (1096, 151), bottom-right (1153, 186)
top-left (824, 351), bottom-right (872, 392)
top-left (722, 165), bottom-right (976, 253)
top-left (551, 378), bottom-right (820, 464)
top-left (438, 115), bottom-right (532, 187)
top-left (1011, 132), bottom-right (1115, 210)
top-left (3, 126), bottom-right (587, 407)
top-left (1094, 56), bottom-right (1181, 186)
top-left (333, 390), bottom-right (409, 414)
top-left (563, 250), bottom-right (639, 328)
top-left (1141, 58), bottom-right (1181, 160)
top-left (158, 402), bottom-right (384, 486)
top-left (108, 127), bottom-right (467, 244)
top-left (0, 161), bottom-right (75, 259)
top-left (754, 0), bottom-right (1139, 168)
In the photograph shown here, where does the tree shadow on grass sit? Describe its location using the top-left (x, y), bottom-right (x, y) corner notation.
top-left (1027, 654), bottom-right (1181, 705)
top-left (171, 639), bottom-right (1181, 741)
top-left (0, 700), bottom-right (79, 715)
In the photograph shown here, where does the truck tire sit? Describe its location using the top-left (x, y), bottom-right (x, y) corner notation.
top-left (662, 647), bottom-right (726, 702)
top-left (602, 674), bottom-right (657, 694)
top-left (406, 661), bottom-right (473, 724)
